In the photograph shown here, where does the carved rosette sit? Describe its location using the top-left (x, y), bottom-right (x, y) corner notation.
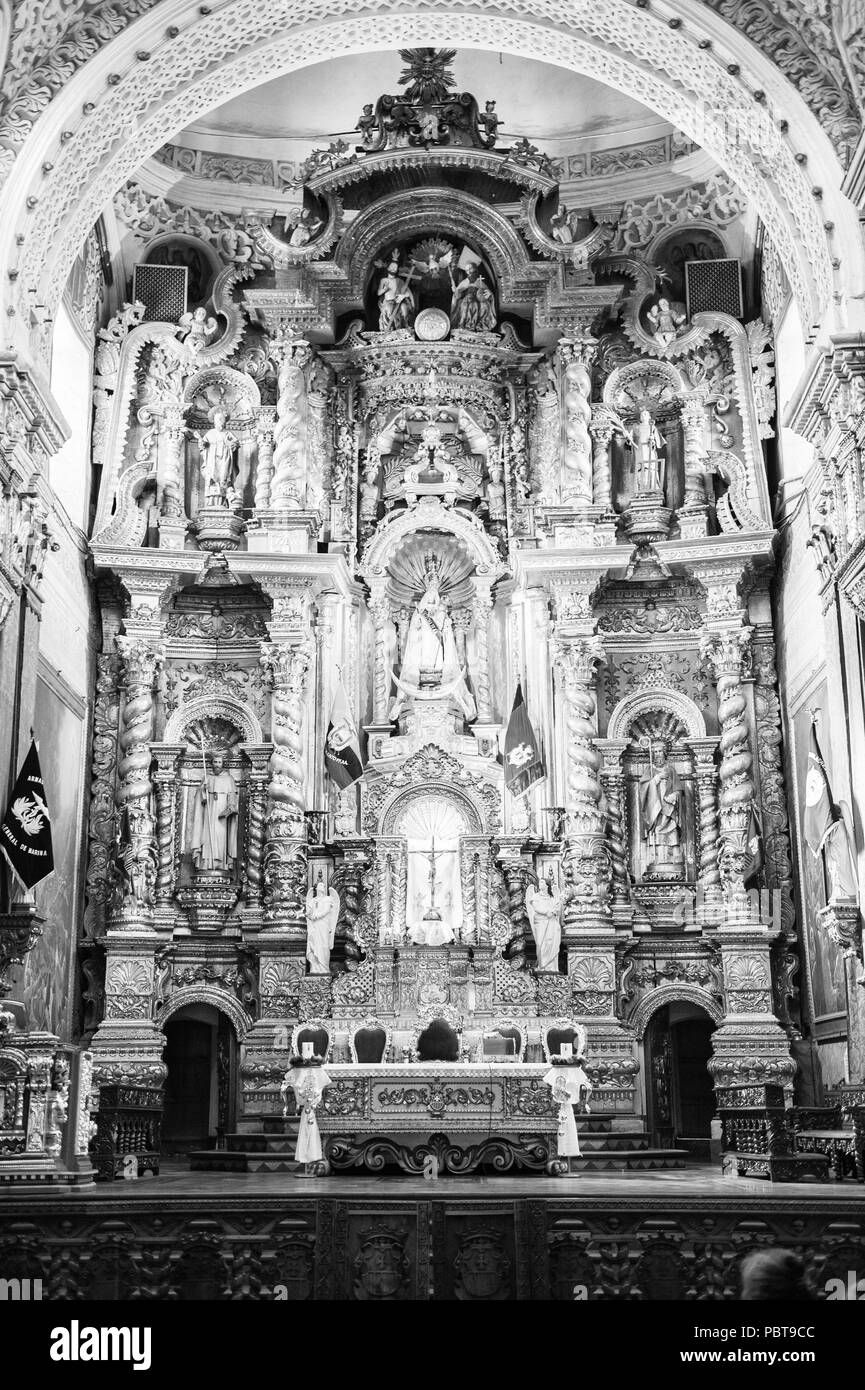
top-left (554, 635), bottom-right (609, 920)
top-left (700, 627), bottom-right (753, 900)
top-left (260, 639), bottom-right (312, 920)
top-left (558, 338), bottom-right (595, 506)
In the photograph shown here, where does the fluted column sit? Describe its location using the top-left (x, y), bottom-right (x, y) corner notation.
top-left (590, 407), bottom-right (614, 510)
top-left (688, 737), bottom-right (722, 918)
top-left (260, 639), bottom-right (313, 925)
top-left (254, 406), bottom-right (276, 512)
top-left (700, 627), bottom-right (754, 906)
top-left (558, 337), bottom-right (595, 507)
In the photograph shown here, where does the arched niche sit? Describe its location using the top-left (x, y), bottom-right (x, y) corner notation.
top-left (158, 987), bottom-right (251, 1039)
top-left (163, 694), bottom-right (263, 745)
top-left (361, 497), bottom-right (504, 587)
top-left (630, 983), bottom-right (723, 1040)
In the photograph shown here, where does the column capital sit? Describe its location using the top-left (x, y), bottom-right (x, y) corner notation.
top-left (700, 625), bottom-right (752, 678)
top-left (553, 633), bottom-right (605, 686)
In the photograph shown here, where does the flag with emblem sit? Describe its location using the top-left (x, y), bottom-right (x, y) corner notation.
top-left (503, 682), bottom-right (545, 798)
top-left (0, 740), bottom-right (54, 889)
top-left (804, 719), bottom-right (838, 856)
top-left (324, 678), bottom-right (364, 790)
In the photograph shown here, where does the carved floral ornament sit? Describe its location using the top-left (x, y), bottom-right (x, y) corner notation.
top-left (0, 0), bottom-right (839, 353)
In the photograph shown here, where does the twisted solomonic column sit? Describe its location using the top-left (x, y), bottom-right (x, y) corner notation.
top-left (369, 594), bottom-right (392, 725)
top-left (688, 738), bottom-right (723, 914)
top-left (599, 741), bottom-right (630, 908)
top-left (701, 628), bottom-right (754, 901)
top-left (260, 639), bottom-right (313, 920)
top-left (554, 635), bottom-right (610, 921)
top-left (590, 406), bottom-right (615, 511)
top-left (559, 338), bottom-right (595, 507)
top-left (116, 637), bottom-right (163, 909)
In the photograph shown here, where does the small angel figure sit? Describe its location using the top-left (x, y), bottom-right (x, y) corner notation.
top-left (356, 102), bottom-right (378, 148)
top-left (479, 99), bottom-right (500, 147)
top-left (646, 296), bottom-right (688, 348)
top-left (178, 305), bottom-right (218, 353)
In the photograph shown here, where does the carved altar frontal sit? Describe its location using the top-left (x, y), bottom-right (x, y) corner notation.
top-left (318, 1063), bottom-right (558, 1175)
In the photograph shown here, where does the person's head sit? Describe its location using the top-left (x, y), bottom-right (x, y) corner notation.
top-left (363, 103), bottom-right (373, 115)
top-left (464, 263), bottom-right (478, 281)
top-left (652, 740), bottom-right (668, 767)
top-left (315, 876), bottom-right (326, 897)
top-left (740, 1250), bottom-right (815, 1301)
top-left (213, 409), bottom-right (226, 428)
top-left (640, 408), bottom-right (651, 423)
top-left (658, 297), bottom-right (670, 310)
top-left (486, 100), bottom-right (496, 112)
top-left (211, 751), bottom-right (225, 773)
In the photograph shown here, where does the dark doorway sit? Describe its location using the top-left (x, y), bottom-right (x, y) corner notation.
top-left (645, 1004), bottom-right (716, 1156)
top-left (162, 1006), bottom-right (238, 1154)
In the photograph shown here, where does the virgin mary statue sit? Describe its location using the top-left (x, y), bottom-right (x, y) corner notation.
top-left (391, 574), bottom-right (476, 720)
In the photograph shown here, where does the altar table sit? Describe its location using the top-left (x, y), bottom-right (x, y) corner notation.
top-left (316, 1063), bottom-right (562, 1175)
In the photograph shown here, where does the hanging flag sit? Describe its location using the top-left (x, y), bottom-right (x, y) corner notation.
top-left (0, 740), bottom-right (54, 889)
top-left (503, 682), bottom-right (545, 798)
top-left (743, 801), bottom-right (764, 889)
top-left (803, 720), bottom-right (838, 856)
top-left (324, 679), bottom-right (364, 790)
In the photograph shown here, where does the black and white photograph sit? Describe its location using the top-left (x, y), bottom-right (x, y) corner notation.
top-left (0, 4), bottom-right (864, 1359)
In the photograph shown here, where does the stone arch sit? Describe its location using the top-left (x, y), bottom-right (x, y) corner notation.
top-left (607, 689), bottom-right (706, 742)
top-left (2, 0), bottom-right (851, 362)
top-left (361, 501), bottom-right (504, 586)
top-left (157, 986), bottom-right (251, 1038)
top-left (163, 693), bottom-right (263, 744)
top-left (630, 983), bottom-right (723, 1040)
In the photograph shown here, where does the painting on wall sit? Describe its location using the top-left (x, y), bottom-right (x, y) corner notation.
top-left (790, 686), bottom-right (847, 1029)
top-left (21, 672), bottom-right (86, 1039)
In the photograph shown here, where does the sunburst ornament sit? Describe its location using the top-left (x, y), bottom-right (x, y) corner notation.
top-left (397, 48), bottom-right (458, 104)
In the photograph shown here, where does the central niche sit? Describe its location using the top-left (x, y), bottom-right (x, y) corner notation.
top-left (393, 793), bottom-right (470, 944)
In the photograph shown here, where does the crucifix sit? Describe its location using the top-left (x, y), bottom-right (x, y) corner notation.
top-left (424, 835), bottom-right (442, 922)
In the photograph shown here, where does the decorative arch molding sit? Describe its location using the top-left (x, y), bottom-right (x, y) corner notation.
top-left (183, 361), bottom-right (261, 413)
top-left (335, 187), bottom-right (551, 307)
top-left (361, 500), bottom-right (505, 586)
top-left (381, 782), bottom-right (483, 838)
top-left (1, 0), bottom-right (843, 359)
top-left (362, 744), bottom-right (502, 836)
top-left (163, 693), bottom-right (263, 744)
top-left (630, 983), bottom-right (723, 1039)
top-left (158, 986), bottom-right (251, 1038)
top-left (607, 689), bottom-right (706, 742)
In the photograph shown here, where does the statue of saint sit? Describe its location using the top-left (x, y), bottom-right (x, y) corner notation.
top-left (639, 740), bottom-right (683, 869)
top-left (305, 876), bottom-right (340, 974)
top-left (449, 262), bottom-right (497, 332)
top-left (525, 874), bottom-right (563, 973)
top-left (197, 409), bottom-right (238, 506)
top-left (627, 408), bottom-right (665, 495)
top-left (189, 750), bottom-right (238, 874)
top-left (646, 296), bottom-right (688, 348)
top-left (377, 258), bottom-right (417, 332)
top-left (391, 572), bottom-right (476, 720)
